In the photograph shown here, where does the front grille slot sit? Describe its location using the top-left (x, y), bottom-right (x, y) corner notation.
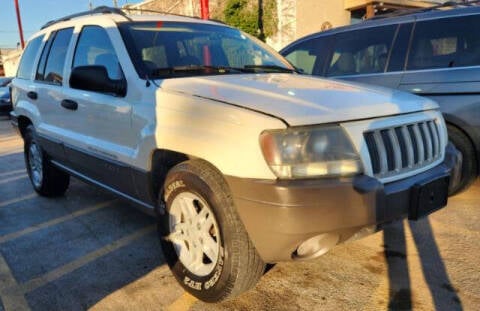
top-left (364, 120), bottom-right (442, 178)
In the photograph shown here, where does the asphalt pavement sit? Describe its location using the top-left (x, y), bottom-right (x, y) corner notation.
top-left (0, 116), bottom-right (479, 311)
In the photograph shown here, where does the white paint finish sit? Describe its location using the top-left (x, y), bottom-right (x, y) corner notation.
top-left (160, 74), bottom-right (439, 126)
top-left (40, 18), bottom-right (147, 166)
top-left (11, 78), bottom-right (41, 126)
top-left (153, 89), bottom-right (285, 179)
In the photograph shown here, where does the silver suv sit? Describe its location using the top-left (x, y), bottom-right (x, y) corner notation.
top-left (10, 7), bottom-right (460, 302)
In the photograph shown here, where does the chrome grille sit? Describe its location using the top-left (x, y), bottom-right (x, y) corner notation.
top-left (364, 120), bottom-right (442, 178)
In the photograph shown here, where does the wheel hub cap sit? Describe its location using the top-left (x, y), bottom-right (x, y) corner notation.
top-left (28, 143), bottom-right (43, 188)
top-left (168, 192), bottom-right (220, 276)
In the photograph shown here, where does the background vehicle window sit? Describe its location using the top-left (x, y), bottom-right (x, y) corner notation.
top-left (42, 28), bottom-right (73, 85)
top-left (387, 23), bottom-right (413, 72)
top-left (326, 25), bottom-right (397, 77)
top-left (407, 15), bottom-right (480, 70)
top-left (17, 35), bottom-right (44, 79)
top-left (73, 26), bottom-right (123, 80)
top-left (283, 36), bottom-right (331, 75)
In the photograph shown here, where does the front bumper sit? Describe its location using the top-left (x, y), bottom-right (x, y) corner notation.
top-left (226, 145), bottom-right (460, 262)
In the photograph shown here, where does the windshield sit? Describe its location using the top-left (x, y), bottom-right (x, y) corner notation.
top-left (118, 21), bottom-right (294, 79)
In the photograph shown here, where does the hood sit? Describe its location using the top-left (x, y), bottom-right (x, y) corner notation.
top-left (159, 74), bottom-right (438, 126)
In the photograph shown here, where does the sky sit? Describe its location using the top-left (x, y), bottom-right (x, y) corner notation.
top-left (0, 0), bottom-right (143, 48)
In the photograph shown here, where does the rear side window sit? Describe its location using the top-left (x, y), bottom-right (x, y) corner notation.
top-left (326, 25), bottom-right (397, 77)
top-left (36, 28), bottom-right (74, 85)
top-left (407, 15), bottom-right (480, 70)
top-left (72, 26), bottom-right (123, 80)
top-left (283, 36), bottom-right (331, 75)
top-left (17, 35), bottom-right (44, 79)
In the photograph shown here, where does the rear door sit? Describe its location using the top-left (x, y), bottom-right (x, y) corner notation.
top-left (33, 27), bottom-right (74, 163)
top-left (399, 14), bottom-right (480, 149)
top-left (399, 15), bottom-right (480, 95)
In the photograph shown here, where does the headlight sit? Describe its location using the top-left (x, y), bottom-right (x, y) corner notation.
top-left (259, 125), bottom-right (363, 179)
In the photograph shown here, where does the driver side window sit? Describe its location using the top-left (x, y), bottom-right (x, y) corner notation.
top-left (73, 26), bottom-right (123, 80)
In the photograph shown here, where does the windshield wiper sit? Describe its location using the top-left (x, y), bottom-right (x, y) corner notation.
top-left (149, 64), bottom-right (296, 78)
top-left (243, 64), bottom-right (297, 73)
top-left (150, 65), bottom-right (245, 77)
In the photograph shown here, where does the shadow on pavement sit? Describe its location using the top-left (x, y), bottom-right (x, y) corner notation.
top-left (0, 152), bottom-right (166, 311)
top-left (384, 218), bottom-right (463, 311)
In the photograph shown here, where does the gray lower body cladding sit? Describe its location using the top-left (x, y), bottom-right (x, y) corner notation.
top-left (226, 145), bottom-right (460, 263)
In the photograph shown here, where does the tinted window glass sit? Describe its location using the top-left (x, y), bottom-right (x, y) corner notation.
top-left (17, 35), bottom-right (44, 79)
top-left (387, 23), bottom-right (413, 72)
top-left (73, 26), bottom-right (123, 80)
top-left (118, 22), bottom-right (292, 79)
top-left (407, 15), bottom-right (480, 70)
top-left (43, 28), bottom-right (74, 85)
top-left (326, 25), bottom-right (397, 77)
top-left (283, 36), bottom-right (331, 75)
top-left (36, 32), bottom-right (55, 81)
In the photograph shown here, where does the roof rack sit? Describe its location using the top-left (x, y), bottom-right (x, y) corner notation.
top-left (369, 0), bottom-right (480, 20)
top-left (40, 6), bottom-right (131, 30)
top-left (121, 7), bottom-right (202, 21)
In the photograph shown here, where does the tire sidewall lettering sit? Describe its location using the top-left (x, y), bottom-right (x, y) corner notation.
top-left (164, 174), bottom-right (227, 293)
top-left (164, 179), bottom-right (186, 202)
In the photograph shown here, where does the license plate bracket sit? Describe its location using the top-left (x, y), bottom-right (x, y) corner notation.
top-left (409, 175), bottom-right (450, 220)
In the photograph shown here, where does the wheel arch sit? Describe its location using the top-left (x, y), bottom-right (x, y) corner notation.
top-left (17, 115), bottom-right (33, 138)
top-left (149, 149), bottom-right (190, 208)
top-left (149, 150), bottom-right (230, 212)
top-left (444, 114), bottom-right (480, 173)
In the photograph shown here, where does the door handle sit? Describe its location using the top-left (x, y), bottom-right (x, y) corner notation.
top-left (61, 99), bottom-right (78, 111)
top-left (27, 91), bottom-right (38, 100)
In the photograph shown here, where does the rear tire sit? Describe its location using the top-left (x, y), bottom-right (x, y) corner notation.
top-left (24, 125), bottom-right (70, 197)
top-left (447, 125), bottom-right (478, 195)
top-left (158, 159), bottom-right (265, 302)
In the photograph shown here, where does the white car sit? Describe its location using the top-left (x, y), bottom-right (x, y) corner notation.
top-left (10, 7), bottom-right (460, 302)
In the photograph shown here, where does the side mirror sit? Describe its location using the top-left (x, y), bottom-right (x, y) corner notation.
top-left (69, 66), bottom-right (126, 97)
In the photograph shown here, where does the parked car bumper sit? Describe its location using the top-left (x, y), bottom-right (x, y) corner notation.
top-left (0, 98), bottom-right (12, 114)
top-left (226, 144), bottom-right (461, 263)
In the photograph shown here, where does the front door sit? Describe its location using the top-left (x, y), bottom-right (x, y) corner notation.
top-left (62, 25), bottom-right (135, 195)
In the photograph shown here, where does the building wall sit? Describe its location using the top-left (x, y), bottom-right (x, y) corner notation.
top-left (296, 0), bottom-right (350, 39)
top-left (2, 51), bottom-right (22, 77)
top-left (0, 49), bottom-right (21, 77)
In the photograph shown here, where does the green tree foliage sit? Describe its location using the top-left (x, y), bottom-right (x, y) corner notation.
top-left (224, 0), bottom-right (258, 37)
top-left (221, 0), bottom-right (277, 41)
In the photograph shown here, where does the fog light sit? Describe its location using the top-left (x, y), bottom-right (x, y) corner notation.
top-left (293, 233), bottom-right (339, 260)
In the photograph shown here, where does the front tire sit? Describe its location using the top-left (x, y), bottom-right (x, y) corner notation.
top-left (24, 125), bottom-right (70, 197)
top-left (158, 160), bottom-right (265, 302)
top-left (447, 125), bottom-right (478, 195)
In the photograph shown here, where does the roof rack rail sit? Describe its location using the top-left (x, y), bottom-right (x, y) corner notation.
top-left (369, 0), bottom-right (480, 20)
top-left (121, 7), bottom-right (202, 20)
top-left (40, 6), bottom-right (130, 30)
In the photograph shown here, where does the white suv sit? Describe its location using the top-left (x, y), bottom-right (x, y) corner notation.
top-left (10, 7), bottom-right (460, 302)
